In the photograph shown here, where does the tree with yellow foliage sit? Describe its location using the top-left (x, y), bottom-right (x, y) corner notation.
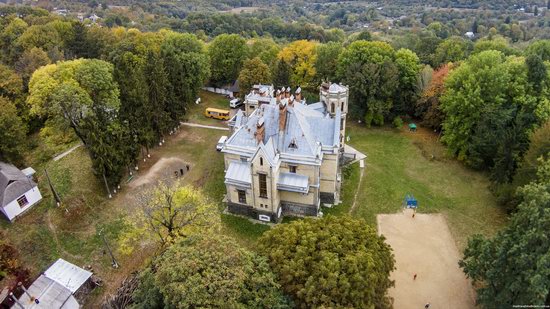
top-left (278, 40), bottom-right (317, 91)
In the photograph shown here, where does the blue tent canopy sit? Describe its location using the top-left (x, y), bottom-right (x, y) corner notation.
top-left (404, 194), bottom-right (418, 208)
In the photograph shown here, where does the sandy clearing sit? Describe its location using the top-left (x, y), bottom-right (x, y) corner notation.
top-left (377, 210), bottom-right (475, 309)
top-left (128, 157), bottom-right (189, 189)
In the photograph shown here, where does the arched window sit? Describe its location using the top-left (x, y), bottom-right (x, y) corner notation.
top-left (331, 103), bottom-right (335, 113)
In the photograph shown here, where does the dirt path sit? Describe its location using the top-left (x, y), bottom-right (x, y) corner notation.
top-left (377, 210), bottom-right (475, 309)
top-left (349, 159), bottom-right (365, 214)
top-left (180, 122), bottom-right (229, 131)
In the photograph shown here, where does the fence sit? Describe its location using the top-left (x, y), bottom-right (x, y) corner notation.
top-left (202, 87), bottom-right (234, 98)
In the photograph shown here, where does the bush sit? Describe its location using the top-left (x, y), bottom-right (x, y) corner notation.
top-left (364, 111), bottom-right (374, 128)
top-left (393, 116), bottom-right (404, 129)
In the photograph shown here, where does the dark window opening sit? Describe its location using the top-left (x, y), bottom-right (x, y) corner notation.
top-left (238, 190), bottom-right (246, 204)
top-left (259, 173), bottom-right (267, 198)
top-left (17, 195), bottom-right (28, 208)
top-left (289, 165), bottom-right (297, 173)
top-left (289, 138), bottom-right (298, 149)
top-left (260, 157), bottom-right (263, 166)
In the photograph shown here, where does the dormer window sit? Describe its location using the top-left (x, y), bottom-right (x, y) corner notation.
top-left (289, 138), bottom-right (298, 149)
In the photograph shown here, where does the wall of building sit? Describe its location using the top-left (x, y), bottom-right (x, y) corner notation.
top-left (1, 187), bottom-right (42, 221)
top-left (226, 184), bottom-right (252, 206)
top-left (320, 153), bottom-right (338, 192)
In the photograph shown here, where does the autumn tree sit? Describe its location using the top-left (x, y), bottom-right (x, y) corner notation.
top-left (259, 216), bottom-right (395, 309)
top-left (208, 33), bottom-right (247, 86)
top-left (273, 59), bottom-right (291, 89)
top-left (247, 37), bottom-right (280, 68)
top-left (0, 17), bottom-right (28, 65)
top-left (132, 233), bottom-right (291, 308)
top-left (278, 40), bottom-right (318, 91)
top-left (14, 47), bottom-right (50, 87)
top-left (416, 64), bottom-right (452, 130)
top-left (0, 63), bottom-right (23, 100)
top-left (0, 97), bottom-right (27, 165)
top-left (238, 57), bottom-right (271, 97)
top-left (514, 120), bottom-right (550, 188)
top-left (460, 158), bottom-right (550, 307)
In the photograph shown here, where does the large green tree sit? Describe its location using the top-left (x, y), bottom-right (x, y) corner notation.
top-left (238, 57), bottom-right (271, 96)
top-left (315, 42), bottom-right (343, 82)
top-left (259, 216), bottom-right (395, 309)
top-left (460, 158), bottom-right (550, 307)
top-left (208, 33), bottom-right (247, 86)
top-left (160, 32), bottom-right (210, 121)
top-left (441, 50), bottom-right (550, 183)
top-left (132, 233), bottom-right (291, 309)
top-left (27, 59), bottom-right (129, 189)
top-left (338, 40), bottom-right (400, 125)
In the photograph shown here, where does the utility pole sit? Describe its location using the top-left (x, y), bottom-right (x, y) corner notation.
top-left (99, 229), bottom-right (119, 269)
top-left (102, 172), bottom-right (112, 199)
top-left (44, 169), bottom-right (61, 207)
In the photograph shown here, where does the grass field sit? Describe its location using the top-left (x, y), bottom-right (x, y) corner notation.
top-left (344, 123), bottom-right (507, 249)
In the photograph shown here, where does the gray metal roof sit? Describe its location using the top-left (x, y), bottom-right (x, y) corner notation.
top-left (0, 162), bottom-right (37, 208)
top-left (44, 259), bottom-right (92, 294)
top-left (17, 275), bottom-right (79, 309)
top-left (277, 172), bottom-right (309, 193)
top-left (225, 161), bottom-right (251, 187)
top-left (225, 100), bottom-right (338, 160)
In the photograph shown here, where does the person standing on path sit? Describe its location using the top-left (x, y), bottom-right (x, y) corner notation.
top-left (425, 303), bottom-right (430, 309)
top-left (413, 273), bottom-right (417, 280)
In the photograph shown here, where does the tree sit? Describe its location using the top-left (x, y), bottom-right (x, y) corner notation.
top-left (473, 36), bottom-right (517, 56)
top-left (460, 158), bottom-right (550, 307)
top-left (314, 42), bottom-right (343, 82)
top-left (259, 216), bottom-right (395, 309)
top-left (14, 47), bottom-right (50, 87)
top-left (441, 51), bottom-right (549, 183)
top-left (145, 51), bottom-right (172, 139)
top-left (278, 40), bottom-right (318, 91)
top-left (136, 182), bottom-right (219, 244)
top-left (338, 40), bottom-right (399, 124)
top-left (238, 57), bottom-right (271, 96)
top-left (132, 233), bottom-right (291, 309)
top-left (0, 18), bottom-right (28, 65)
top-left (526, 40), bottom-right (550, 62)
top-left (432, 36), bottom-right (471, 68)
top-left (394, 48), bottom-right (421, 115)
top-left (27, 59), bottom-right (129, 189)
top-left (416, 64), bottom-right (451, 130)
top-left (526, 54), bottom-right (548, 93)
top-left (0, 63), bottom-right (23, 100)
top-left (0, 97), bottom-right (27, 165)
top-left (273, 59), bottom-right (291, 88)
top-left (208, 34), bottom-right (247, 86)
top-left (247, 37), bottom-right (280, 68)
top-left (514, 120), bottom-right (550, 188)
top-left (160, 32), bottom-right (210, 121)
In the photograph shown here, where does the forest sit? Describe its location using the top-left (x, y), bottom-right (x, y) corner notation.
top-left (0, 2), bottom-right (549, 308)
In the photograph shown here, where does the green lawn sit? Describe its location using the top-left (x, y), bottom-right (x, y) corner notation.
top-left (344, 124), bottom-right (507, 249)
top-left (184, 90), bottom-right (235, 126)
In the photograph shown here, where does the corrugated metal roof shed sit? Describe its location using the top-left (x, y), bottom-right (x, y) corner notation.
top-left (17, 275), bottom-right (79, 309)
top-left (225, 161), bottom-right (252, 187)
top-left (44, 259), bottom-right (92, 294)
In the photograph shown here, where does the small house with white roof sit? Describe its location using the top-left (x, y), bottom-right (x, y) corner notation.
top-left (0, 162), bottom-right (42, 222)
top-left (221, 83), bottom-right (348, 222)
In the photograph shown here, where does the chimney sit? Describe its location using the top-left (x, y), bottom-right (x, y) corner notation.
top-left (285, 86), bottom-right (290, 98)
top-left (279, 101), bottom-right (287, 132)
top-left (288, 95), bottom-right (294, 107)
top-left (256, 117), bottom-right (265, 144)
top-left (276, 89), bottom-right (282, 101)
top-left (295, 87), bottom-right (302, 101)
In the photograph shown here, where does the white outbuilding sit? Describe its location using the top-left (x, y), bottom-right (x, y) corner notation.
top-left (0, 162), bottom-right (42, 222)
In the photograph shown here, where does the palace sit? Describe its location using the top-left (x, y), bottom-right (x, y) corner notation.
top-left (221, 83), bottom-right (348, 222)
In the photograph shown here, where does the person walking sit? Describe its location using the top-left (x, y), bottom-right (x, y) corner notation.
top-left (413, 273), bottom-right (417, 280)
